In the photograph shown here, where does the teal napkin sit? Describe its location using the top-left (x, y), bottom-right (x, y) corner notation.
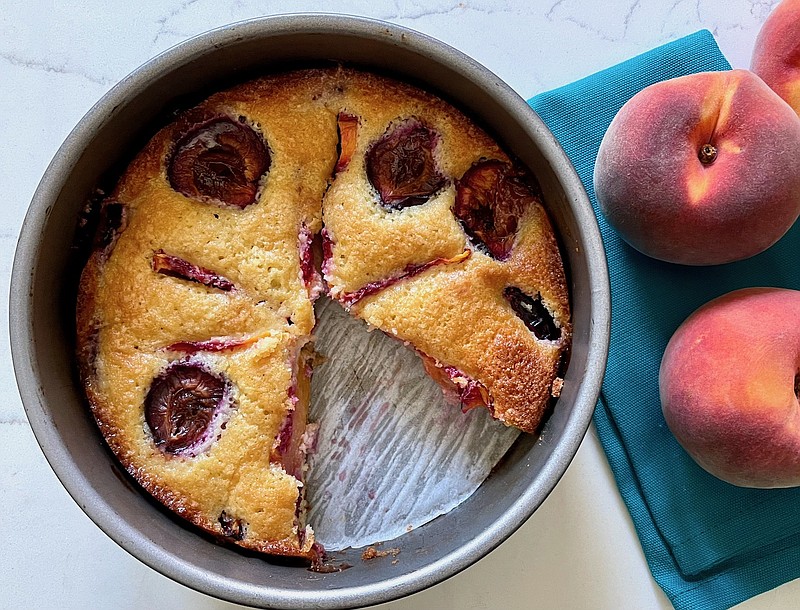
top-left (529, 30), bottom-right (800, 610)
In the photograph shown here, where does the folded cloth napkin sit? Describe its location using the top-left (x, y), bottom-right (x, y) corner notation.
top-left (529, 30), bottom-right (800, 610)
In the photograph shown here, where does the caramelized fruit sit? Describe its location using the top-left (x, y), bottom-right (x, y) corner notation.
top-left (366, 119), bottom-right (446, 209)
top-left (168, 117), bottom-right (269, 208)
top-left (145, 362), bottom-right (228, 454)
top-left (454, 160), bottom-right (540, 260)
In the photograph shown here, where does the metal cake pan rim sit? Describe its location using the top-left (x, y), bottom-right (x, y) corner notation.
top-left (10, 13), bottom-right (610, 609)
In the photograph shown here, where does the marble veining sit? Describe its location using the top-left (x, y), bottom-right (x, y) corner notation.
top-left (0, 51), bottom-right (115, 86)
top-left (153, 0), bottom-right (205, 44)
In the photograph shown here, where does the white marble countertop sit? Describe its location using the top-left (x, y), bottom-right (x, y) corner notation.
top-left (3, 1), bottom-right (797, 608)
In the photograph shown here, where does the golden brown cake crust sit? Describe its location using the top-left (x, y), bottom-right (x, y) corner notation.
top-left (322, 71), bottom-right (571, 433)
top-left (76, 67), bottom-right (571, 558)
top-left (77, 70), bottom-right (340, 558)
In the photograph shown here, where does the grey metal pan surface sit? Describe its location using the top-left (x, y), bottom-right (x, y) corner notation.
top-left (10, 13), bottom-right (610, 610)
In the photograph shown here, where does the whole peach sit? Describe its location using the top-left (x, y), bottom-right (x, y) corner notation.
top-left (660, 288), bottom-right (800, 488)
top-left (752, 0), bottom-right (800, 114)
top-left (594, 70), bottom-right (800, 265)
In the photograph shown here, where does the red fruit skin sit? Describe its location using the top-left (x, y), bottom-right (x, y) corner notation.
top-left (298, 224), bottom-right (323, 301)
top-left (338, 250), bottom-right (470, 308)
top-left (752, 0), bottom-right (800, 115)
top-left (165, 337), bottom-right (250, 353)
top-left (334, 113), bottom-right (359, 174)
top-left (594, 69), bottom-right (800, 265)
top-left (152, 251), bottom-right (234, 291)
top-left (659, 288), bottom-right (800, 488)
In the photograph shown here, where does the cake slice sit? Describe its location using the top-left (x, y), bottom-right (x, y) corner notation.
top-left (321, 71), bottom-right (571, 433)
top-left (76, 71), bottom-right (339, 559)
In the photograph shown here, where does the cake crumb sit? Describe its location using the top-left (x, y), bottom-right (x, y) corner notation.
top-left (362, 546), bottom-right (401, 561)
top-left (551, 377), bottom-right (564, 398)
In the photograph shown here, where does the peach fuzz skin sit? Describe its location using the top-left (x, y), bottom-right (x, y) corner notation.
top-left (752, 0), bottom-right (800, 114)
top-left (594, 69), bottom-right (800, 265)
top-left (660, 288), bottom-right (800, 488)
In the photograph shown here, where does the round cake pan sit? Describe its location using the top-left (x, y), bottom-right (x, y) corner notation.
top-left (10, 14), bottom-right (610, 610)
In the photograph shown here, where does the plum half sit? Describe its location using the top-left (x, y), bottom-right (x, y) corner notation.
top-left (454, 160), bottom-right (541, 260)
top-left (144, 361), bottom-right (232, 456)
top-left (168, 117), bottom-right (270, 208)
top-left (366, 118), bottom-right (446, 209)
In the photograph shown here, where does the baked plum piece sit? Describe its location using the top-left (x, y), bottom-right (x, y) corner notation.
top-left (454, 160), bottom-right (542, 260)
top-left (152, 250), bottom-right (235, 291)
top-left (168, 116), bottom-right (270, 208)
top-left (366, 118), bottom-right (447, 209)
top-left (144, 361), bottom-right (232, 456)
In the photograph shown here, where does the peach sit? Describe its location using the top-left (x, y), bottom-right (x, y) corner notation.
top-left (659, 288), bottom-right (800, 488)
top-left (752, 0), bottom-right (800, 114)
top-left (593, 69), bottom-right (800, 265)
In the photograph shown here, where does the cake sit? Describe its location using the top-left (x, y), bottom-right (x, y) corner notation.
top-left (76, 67), bottom-right (571, 563)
